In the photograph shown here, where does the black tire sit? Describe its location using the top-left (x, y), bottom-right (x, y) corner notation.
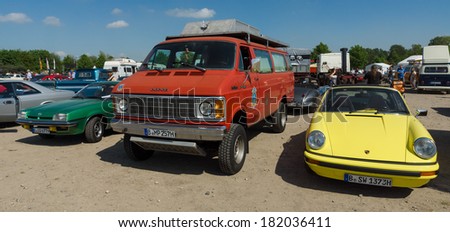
top-left (123, 134), bottom-right (153, 161)
top-left (84, 116), bottom-right (104, 143)
top-left (38, 134), bottom-right (55, 139)
top-left (271, 102), bottom-right (287, 133)
top-left (218, 124), bottom-right (248, 175)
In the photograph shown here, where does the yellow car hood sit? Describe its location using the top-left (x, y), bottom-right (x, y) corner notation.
top-left (322, 112), bottom-right (408, 162)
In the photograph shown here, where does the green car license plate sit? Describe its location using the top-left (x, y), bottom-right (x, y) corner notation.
top-left (144, 128), bottom-right (176, 138)
top-left (32, 128), bottom-right (50, 134)
top-left (344, 173), bottom-right (392, 187)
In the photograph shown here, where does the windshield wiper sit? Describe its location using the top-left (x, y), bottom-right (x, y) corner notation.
top-left (178, 62), bottom-right (206, 72)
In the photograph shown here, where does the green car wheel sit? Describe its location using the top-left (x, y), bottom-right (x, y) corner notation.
top-left (85, 116), bottom-right (104, 143)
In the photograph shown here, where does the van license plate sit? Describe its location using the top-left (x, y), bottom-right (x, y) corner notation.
top-left (32, 128), bottom-right (50, 134)
top-left (144, 128), bottom-right (176, 138)
top-left (344, 173), bottom-right (392, 187)
top-left (430, 82), bottom-right (441, 85)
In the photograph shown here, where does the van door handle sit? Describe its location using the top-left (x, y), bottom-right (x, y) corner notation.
top-left (3, 100), bottom-right (13, 104)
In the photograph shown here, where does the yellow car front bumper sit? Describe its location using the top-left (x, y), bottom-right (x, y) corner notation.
top-left (304, 150), bottom-right (439, 188)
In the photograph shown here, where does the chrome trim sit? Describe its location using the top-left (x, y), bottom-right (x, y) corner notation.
top-left (111, 118), bottom-right (226, 141)
top-left (16, 119), bottom-right (78, 127)
top-left (130, 136), bottom-right (207, 156)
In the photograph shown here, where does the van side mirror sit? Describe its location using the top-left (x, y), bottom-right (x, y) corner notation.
top-left (416, 109), bottom-right (428, 117)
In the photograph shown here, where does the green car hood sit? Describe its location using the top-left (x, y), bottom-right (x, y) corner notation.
top-left (24, 98), bottom-right (112, 120)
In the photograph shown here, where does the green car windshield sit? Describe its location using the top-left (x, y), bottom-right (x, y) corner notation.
top-left (74, 84), bottom-right (115, 99)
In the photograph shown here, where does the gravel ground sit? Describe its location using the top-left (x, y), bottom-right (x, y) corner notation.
top-left (0, 88), bottom-right (449, 212)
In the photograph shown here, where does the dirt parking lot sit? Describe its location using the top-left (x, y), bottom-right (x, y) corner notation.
top-left (0, 89), bottom-right (449, 212)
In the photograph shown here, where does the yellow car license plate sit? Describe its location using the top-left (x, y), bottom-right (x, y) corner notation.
top-left (344, 173), bottom-right (392, 187)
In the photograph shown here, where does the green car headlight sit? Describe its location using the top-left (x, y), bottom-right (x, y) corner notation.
top-left (307, 130), bottom-right (325, 150)
top-left (17, 111), bottom-right (27, 119)
top-left (414, 137), bottom-right (437, 159)
top-left (53, 113), bottom-right (68, 121)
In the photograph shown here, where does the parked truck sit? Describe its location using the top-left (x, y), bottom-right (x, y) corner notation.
top-left (317, 49), bottom-right (351, 85)
top-left (37, 68), bottom-right (110, 93)
top-left (103, 58), bottom-right (140, 80)
top-left (110, 19), bottom-right (294, 175)
top-left (417, 45), bottom-right (450, 93)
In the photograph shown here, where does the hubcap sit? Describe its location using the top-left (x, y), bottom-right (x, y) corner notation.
top-left (234, 135), bottom-right (245, 164)
top-left (94, 121), bottom-right (102, 138)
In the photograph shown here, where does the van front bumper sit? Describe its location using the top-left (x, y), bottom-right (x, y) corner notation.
top-left (110, 118), bottom-right (226, 141)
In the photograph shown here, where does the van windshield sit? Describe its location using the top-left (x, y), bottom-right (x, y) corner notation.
top-left (141, 41), bottom-right (235, 71)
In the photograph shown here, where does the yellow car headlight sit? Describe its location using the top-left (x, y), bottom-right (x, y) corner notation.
top-left (413, 137), bottom-right (437, 159)
top-left (307, 130), bottom-right (325, 150)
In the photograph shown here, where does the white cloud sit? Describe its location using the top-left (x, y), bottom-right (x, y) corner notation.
top-left (43, 16), bottom-right (61, 26)
top-left (0, 12), bottom-right (32, 23)
top-left (112, 8), bottom-right (122, 15)
top-left (166, 8), bottom-right (215, 19)
top-left (54, 51), bottom-right (67, 58)
top-left (106, 20), bottom-right (129, 29)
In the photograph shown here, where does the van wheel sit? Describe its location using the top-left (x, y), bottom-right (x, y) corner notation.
top-left (85, 116), bottom-right (104, 143)
top-left (271, 102), bottom-right (287, 133)
top-left (124, 134), bottom-right (153, 161)
top-left (218, 124), bottom-right (248, 175)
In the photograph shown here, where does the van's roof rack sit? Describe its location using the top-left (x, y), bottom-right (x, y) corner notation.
top-left (165, 19), bottom-right (289, 48)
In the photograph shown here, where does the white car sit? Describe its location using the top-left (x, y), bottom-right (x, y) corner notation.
top-left (0, 73), bottom-right (26, 80)
top-left (0, 80), bottom-right (74, 122)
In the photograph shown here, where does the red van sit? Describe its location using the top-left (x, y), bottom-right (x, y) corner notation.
top-left (111, 19), bottom-right (294, 174)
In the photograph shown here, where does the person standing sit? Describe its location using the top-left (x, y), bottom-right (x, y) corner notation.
top-left (26, 70), bottom-right (32, 81)
top-left (410, 67), bottom-right (418, 89)
top-left (364, 65), bottom-right (382, 84)
top-left (397, 65), bottom-right (405, 81)
top-left (328, 68), bottom-right (338, 86)
top-left (387, 66), bottom-right (394, 83)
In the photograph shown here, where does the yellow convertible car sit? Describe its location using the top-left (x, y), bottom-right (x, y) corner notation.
top-left (304, 86), bottom-right (438, 188)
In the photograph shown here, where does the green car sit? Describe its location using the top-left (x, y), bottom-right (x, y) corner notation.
top-left (16, 81), bottom-right (118, 143)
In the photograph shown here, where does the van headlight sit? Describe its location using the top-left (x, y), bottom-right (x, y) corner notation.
top-left (307, 130), bottom-right (325, 150)
top-left (118, 98), bottom-right (128, 113)
top-left (414, 137), bottom-right (437, 159)
top-left (53, 113), bottom-right (68, 121)
top-left (196, 97), bottom-right (225, 120)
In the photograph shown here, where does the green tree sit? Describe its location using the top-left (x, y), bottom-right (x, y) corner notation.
top-left (409, 44), bottom-right (423, 56)
top-left (387, 45), bottom-right (407, 64)
top-left (428, 36), bottom-right (450, 46)
top-left (311, 42), bottom-right (331, 61)
top-left (63, 55), bottom-right (77, 71)
top-left (349, 45), bottom-right (368, 69)
top-left (77, 54), bottom-right (94, 69)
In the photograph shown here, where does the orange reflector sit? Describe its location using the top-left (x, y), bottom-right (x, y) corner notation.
top-left (49, 126), bottom-right (57, 132)
top-left (306, 157), bottom-right (320, 165)
top-left (23, 125), bottom-right (30, 130)
top-left (420, 171), bottom-right (436, 177)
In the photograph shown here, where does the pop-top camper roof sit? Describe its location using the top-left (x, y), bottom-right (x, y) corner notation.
top-left (166, 19), bottom-right (289, 48)
top-left (422, 45), bottom-right (450, 64)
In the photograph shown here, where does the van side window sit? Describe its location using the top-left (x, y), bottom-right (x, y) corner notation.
top-left (239, 46), bottom-right (251, 71)
top-left (272, 53), bottom-right (288, 72)
top-left (254, 49), bottom-right (273, 73)
top-left (424, 66), bottom-right (448, 73)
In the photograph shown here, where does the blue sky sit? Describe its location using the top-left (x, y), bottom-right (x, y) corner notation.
top-left (1, 0), bottom-right (449, 61)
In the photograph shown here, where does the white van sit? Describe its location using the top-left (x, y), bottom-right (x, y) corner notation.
top-left (103, 58), bottom-right (139, 80)
top-left (417, 45), bottom-right (450, 93)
